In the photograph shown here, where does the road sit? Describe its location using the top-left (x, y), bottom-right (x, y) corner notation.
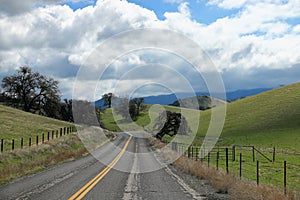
top-left (0, 132), bottom-right (211, 200)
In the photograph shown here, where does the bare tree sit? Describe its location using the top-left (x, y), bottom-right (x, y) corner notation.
top-left (1, 66), bottom-right (60, 113)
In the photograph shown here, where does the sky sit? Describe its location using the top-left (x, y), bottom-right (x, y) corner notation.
top-left (0, 0), bottom-right (299, 100)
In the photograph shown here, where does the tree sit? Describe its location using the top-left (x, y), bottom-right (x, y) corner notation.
top-left (153, 111), bottom-right (190, 140)
top-left (102, 93), bottom-right (113, 108)
top-left (61, 99), bottom-right (73, 122)
top-left (113, 97), bottom-right (131, 120)
top-left (1, 66), bottom-right (60, 113)
top-left (113, 97), bottom-right (143, 121)
top-left (131, 97), bottom-right (144, 116)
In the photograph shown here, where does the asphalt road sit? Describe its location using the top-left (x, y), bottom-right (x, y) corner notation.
top-left (0, 132), bottom-right (208, 200)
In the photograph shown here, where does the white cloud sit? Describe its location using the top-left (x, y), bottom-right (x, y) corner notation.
top-left (0, 0), bottom-right (299, 100)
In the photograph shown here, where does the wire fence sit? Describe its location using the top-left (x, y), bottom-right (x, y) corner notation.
top-left (0, 126), bottom-right (76, 152)
top-left (169, 142), bottom-right (300, 193)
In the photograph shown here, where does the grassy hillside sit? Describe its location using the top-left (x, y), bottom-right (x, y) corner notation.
top-left (195, 82), bottom-right (300, 151)
top-left (0, 104), bottom-right (74, 150)
top-left (101, 82), bottom-right (300, 151)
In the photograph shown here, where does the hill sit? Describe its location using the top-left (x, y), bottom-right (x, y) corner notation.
top-left (196, 83), bottom-right (300, 151)
top-left (101, 83), bottom-right (300, 151)
top-left (95, 88), bottom-right (273, 107)
top-left (0, 104), bottom-right (73, 141)
top-left (170, 95), bottom-right (227, 110)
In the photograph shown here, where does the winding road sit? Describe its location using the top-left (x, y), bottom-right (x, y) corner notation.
top-left (0, 132), bottom-right (211, 200)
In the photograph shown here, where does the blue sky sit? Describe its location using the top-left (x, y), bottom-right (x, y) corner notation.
top-left (0, 0), bottom-right (300, 100)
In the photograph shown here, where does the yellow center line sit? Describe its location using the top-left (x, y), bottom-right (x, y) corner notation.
top-left (69, 134), bottom-right (133, 200)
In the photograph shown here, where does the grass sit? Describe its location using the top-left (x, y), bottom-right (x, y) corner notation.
top-left (150, 138), bottom-right (299, 200)
top-left (100, 82), bottom-right (300, 193)
top-left (0, 134), bottom-right (88, 184)
top-left (101, 82), bottom-right (300, 152)
top-left (0, 105), bottom-right (75, 150)
top-left (0, 104), bottom-right (114, 184)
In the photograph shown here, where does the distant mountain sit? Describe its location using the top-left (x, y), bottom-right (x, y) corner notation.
top-left (223, 88), bottom-right (273, 102)
top-left (95, 88), bottom-right (273, 107)
top-left (170, 95), bottom-right (227, 110)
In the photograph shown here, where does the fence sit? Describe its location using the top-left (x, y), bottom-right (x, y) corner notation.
top-left (170, 142), bottom-right (300, 193)
top-left (0, 126), bottom-right (76, 152)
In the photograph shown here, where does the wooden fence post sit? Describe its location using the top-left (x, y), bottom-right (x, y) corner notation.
top-left (284, 152), bottom-right (287, 195)
top-left (208, 152), bottom-right (210, 167)
top-left (36, 135), bottom-right (39, 146)
top-left (239, 152), bottom-right (242, 179)
top-left (29, 137), bottom-right (31, 147)
top-left (47, 132), bottom-right (50, 141)
top-left (188, 146), bottom-right (191, 158)
top-left (226, 148), bottom-right (229, 173)
top-left (1, 139), bottom-right (3, 152)
top-left (52, 130), bottom-right (54, 139)
top-left (232, 145), bottom-right (236, 161)
top-left (216, 151), bottom-right (219, 170)
top-left (252, 146), bottom-right (255, 162)
top-left (256, 159), bottom-right (259, 185)
top-left (273, 147), bottom-right (276, 162)
top-left (12, 139), bottom-right (14, 150)
top-left (60, 128), bottom-right (62, 137)
top-left (21, 138), bottom-right (23, 149)
top-left (42, 133), bottom-right (45, 144)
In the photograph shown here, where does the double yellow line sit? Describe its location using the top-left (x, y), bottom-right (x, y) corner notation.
top-left (69, 135), bottom-right (133, 200)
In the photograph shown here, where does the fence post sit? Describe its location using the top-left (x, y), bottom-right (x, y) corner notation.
top-left (36, 135), bottom-right (39, 146)
top-left (284, 152), bottom-right (287, 195)
top-left (12, 139), bottom-right (14, 151)
top-left (42, 133), bottom-right (44, 144)
top-left (239, 152), bottom-right (242, 179)
top-left (273, 147), bottom-right (276, 162)
top-left (226, 148), bottom-right (229, 173)
top-left (208, 152), bottom-right (210, 167)
top-left (200, 149), bottom-right (203, 163)
top-left (52, 130), bottom-right (54, 139)
top-left (188, 146), bottom-right (191, 158)
top-left (216, 151), bottom-right (219, 170)
top-left (192, 146), bottom-right (194, 159)
top-left (21, 138), bottom-right (23, 149)
top-left (232, 145), bottom-right (236, 161)
top-left (60, 128), bottom-right (62, 137)
top-left (1, 139), bottom-right (3, 152)
top-left (47, 132), bottom-right (50, 141)
top-left (256, 159), bottom-right (259, 185)
top-left (29, 137), bottom-right (31, 147)
top-left (252, 146), bottom-right (255, 162)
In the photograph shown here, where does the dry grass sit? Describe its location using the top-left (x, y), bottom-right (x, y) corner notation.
top-left (0, 134), bottom-right (88, 184)
top-left (149, 138), bottom-right (299, 200)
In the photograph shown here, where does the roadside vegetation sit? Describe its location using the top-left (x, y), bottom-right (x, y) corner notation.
top-left (0, 134), bottom-right (87, 184)
top-left (0, 104), bottom-right (114, 184)
top-left (101, 82), bottom-right (300, 195)
top-left (150, 138), bottom-right (299, 200)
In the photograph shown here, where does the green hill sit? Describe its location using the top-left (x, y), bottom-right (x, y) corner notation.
top-left (195, 82), bottom-right (300, 151)
top-left (0, 104), bottom-right (73, 143)
top-left (101, 82), bottom-right (300, 151)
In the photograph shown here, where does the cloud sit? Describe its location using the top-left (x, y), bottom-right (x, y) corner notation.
top-left (0, 0), bottom-right (299, 100)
